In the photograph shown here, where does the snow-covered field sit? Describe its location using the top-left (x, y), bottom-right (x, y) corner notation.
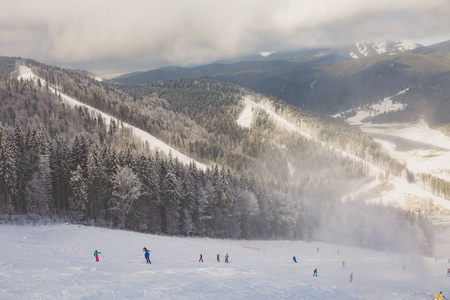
top-left (0, 224), bottom-right (448, 300)
top-left (17, 66), bottom-right (208, 171)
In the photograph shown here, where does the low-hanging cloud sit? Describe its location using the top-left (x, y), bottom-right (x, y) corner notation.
top-left (2, 0), bottom-right (450, 77)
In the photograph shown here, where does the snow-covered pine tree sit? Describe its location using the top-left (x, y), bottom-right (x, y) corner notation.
top-left (109, 166), bottom-right (142, 229)
top-left (69, 164), bottom-right (88, 221)
top-left (50, 136), bottom-right (71, 212)
top-left (161, 171), bottom-right (180, 235)
top-left (28, 154), bottom-right (54, 215)
top-left (0, 125), bottom-right (17, 214)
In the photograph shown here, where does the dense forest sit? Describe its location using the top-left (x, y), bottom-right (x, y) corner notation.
top-left (0, 57), bottom-right (432, 254)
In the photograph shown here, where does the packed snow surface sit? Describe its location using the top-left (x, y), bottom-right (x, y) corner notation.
top-left (0, 224), bottom-right (449, 300)
top-left (17, 66), bottom-right (208, 171)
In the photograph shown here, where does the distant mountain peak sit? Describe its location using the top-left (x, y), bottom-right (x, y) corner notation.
top-left (259, 51), bottom-right (276, 57)
top-left (350, 40), bottom-right (420, 59)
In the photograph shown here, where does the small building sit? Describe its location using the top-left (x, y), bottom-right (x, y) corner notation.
top-left (405, 194), bottom-right (433, 213)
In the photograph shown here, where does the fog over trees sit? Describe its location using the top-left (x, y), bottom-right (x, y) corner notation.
top-left (0, 57), bottom-right (433, 254)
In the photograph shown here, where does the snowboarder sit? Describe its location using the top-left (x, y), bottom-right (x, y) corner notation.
top-left (144, 249), bottom-right (151, 264)
top-left (342, 261), bottom-right (345, 268)
top-left (94, 250), bottom-right (101, 262)
top-left (293, 256), bottom-right (297, 263)
top-left (225, 253), bottom-right (229, 263)
top-left (447, 268), bottom-right (450, 277)
top-left (217, 253), bottom-right (220, 262)
top-left (350, 273), bottom-right (353, 282)
top-left (434, 291), bottom-right (446, 300)
top-left (199, 254), bottom-right (203, 262)
top-left (313, 268), bottom-right (318, 277)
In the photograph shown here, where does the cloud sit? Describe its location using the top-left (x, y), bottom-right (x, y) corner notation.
top-left (1, 0), bottom-right (450, 77)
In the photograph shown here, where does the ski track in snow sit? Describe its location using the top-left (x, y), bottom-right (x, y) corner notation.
top-left (237, 96), bottom-right (383, 178)
top-left (17, 66), bottom-right (208, 171)
top-left (0, 224), bottom-right (448, 300)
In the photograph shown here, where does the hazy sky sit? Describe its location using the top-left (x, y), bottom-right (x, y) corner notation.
top-left (2, 0), bottom-right (450, 77)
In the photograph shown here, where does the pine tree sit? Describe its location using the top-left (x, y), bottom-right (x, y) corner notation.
top-left (50, 136), bottom-right (71, 212)
top-left (0, 125), bottom-right (16, 214)
top-left (109, 166), bottom-right (142, 229)
top-left (27, 155), bottom-right (54, 215)
top-left (13, 122), bottom-right (28, 213)
top-left (69, 165), bottom-right (88, 221)
top-left (161, 171), bottom-right (180, 235)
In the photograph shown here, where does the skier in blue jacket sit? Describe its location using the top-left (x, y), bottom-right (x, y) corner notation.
top-left (144, 249), bottom-right (151, 264)
top-left (94, 250), bottom-right (101, 262)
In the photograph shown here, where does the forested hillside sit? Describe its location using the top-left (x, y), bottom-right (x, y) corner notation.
top-left (114, 47), bottom-right (450, 115)
top-left (362, 71), bottom-right (450, 136)
top-left (0, 57), bottom-right (431, 253)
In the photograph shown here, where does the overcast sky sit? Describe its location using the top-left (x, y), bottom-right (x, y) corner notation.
top-left (2, 0), bottom-right (450, 78)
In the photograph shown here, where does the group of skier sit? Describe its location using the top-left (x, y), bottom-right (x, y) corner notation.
top-left (93, 248), bottom-right (229, 264)
top-left (293, 252), bottom-right (351, 281)
top-left (200, 253), bottom-right (229, 263)
top-left (92, 247), bottom-right (447, 296)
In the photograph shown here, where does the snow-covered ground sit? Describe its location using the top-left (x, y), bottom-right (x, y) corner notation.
top-left (17, 66), bottom-right (208, 171)
top-left (0, 224), bottom-right (448, 300)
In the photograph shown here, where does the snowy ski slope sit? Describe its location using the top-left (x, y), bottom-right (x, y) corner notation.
top-left (0, 224), bottom-right (448, 300)
top-left (17, 66), bottom-right (209, 171)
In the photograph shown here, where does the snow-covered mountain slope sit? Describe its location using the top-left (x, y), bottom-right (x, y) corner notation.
top-left (17, 66), bottom-right (208, 171)
top-left (349, 40), bottom-right (420, 59)
top-left (343, 91), bottom-right (450, 212)
top-left (237, 96), bottom-right (384, 178)
top-left (0, 223), bottom-right (448, 300)
top-left (238, 95), bottom-right (450, 214)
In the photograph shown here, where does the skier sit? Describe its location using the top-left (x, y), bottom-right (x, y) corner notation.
top-left (447, 268), bottom-right (450, 277)
top-left (144, 249), bottom-right (151, 264)
top-left (342, 261), bottom-right (345, 268)
top-left (350, 273), bottom-right (353, 282)
top-left (293, 256), bottom-right (297, 263)
top-left (94, 250), bottom-right (101, 262)
top-left (317, 247), bottom-right (319, 252)
top-left (434, 291), bottom-right (446, 300)
top-left (217, 253), bottom-right (220, 262)
top-left (225, 253), bottom-right (229, 263)
top-left (199, 254), bottom-right (203, 262)
top-left (313, 268), bottom-right (318, 277)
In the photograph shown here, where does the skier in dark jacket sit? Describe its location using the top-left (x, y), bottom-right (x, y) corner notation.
top-left (217, 253), bottom-right (220, 262)
top-left (313, 268), bottom-right (318, 276)
top-left (225, 253), bottom-right (229, 263)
